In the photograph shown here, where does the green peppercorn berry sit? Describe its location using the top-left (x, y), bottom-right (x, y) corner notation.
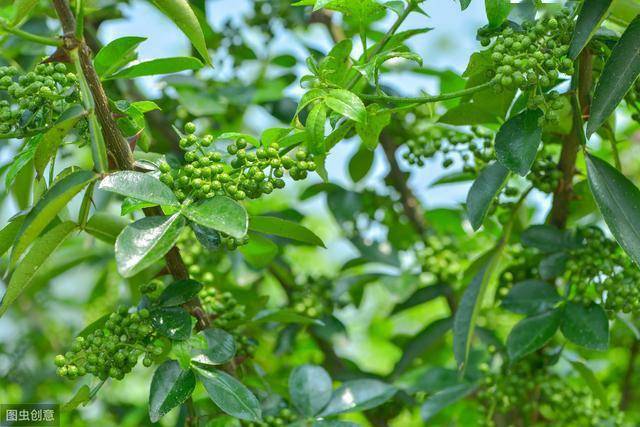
top-left (184, 122), bottom-right (196, 134)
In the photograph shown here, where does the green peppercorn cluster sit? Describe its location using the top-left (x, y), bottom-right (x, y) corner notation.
top-left (566, 227), bottom-right (640, 315)
top-left (0, 63), bottom-right (79, 136)
top-left (527, 150), bottom-right (562, 193)
top-left (179, 233), bottom-right (228, 281)
top-left (497, 246), bottom-right (540, 299)
top-left (403, 126), bottom-right (493, 172)
top-left (478, 362), bottom-right (622, 426)
top-left (419, 235), bottom-right (464, 285)
top-left (200, 287), bottom-right (247, 329)
top-left (159, 123), bottom-right (316, 202)
top-left (485, 13), bottom-right (574, 123)
top-left (291, 276), bottom-right (333, 319)
top-left (54, 306), bottom-right (161, 381)
top-left (242, 407), bottom-right (298, 427)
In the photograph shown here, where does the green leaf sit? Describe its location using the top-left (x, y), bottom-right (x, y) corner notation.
top-left (99, 171), bottom-right (179, 207)
top-left (539, 252), bottom-right (568, 280)
top-left (561, 302), bottom-right (609, 351)
top-left (439, 103), bottom-right (499, 125)
top-left (159, 279), bottom-right (203, 307)
top-left (495, 109), bottom-right (543, 176)
top-left (84, 213), bottom-right (130, 244)
top-left (521, 224), bottom-right (581, 253)
top-left (10, 170), bottom-right (95, 267)
top-left (355, 105), bottom-right (390, 150)
top-left (587, 15), bottom-right (640, 136)
top-left (149, 360), bottom-right (196, 423)
top-left (105, 57), bottom-right (203, 80)
top-left (569, 0), bottom-right (613, 59)
top-left (149, 0), bottom-right (210, 65)
top-left (420, 383), bottom-right (478, 421)
top-left (393, 318), bottom-right (453, 377)
top-left (115, 214), bottom-right (185, 278)
top-left (191, 328), bottom-right (236, 366)
top-left (466, 162), bottom-right (509, 230)
top-left (321, 379), bottom-right (396, 416)
top-left (11, 0), bottom-right (37, 26)
top-left (33, 105), bottom-right (86, 178)
top-left (61, 385), bottom-right (91, 412)
top-left (306, 102), bottom-right (327, 155)
top-left (152, 306), bottom-right (192, 340)
top-left (249, 216), bottom-right (325, 247)
top-left (454, 251), bottom-right (505, 371)
top-left (501, 280), bottom-right (562, 315)
top-left (586, 153), bottom-right (640, 266)
top-left (507, 308), bottom-right (562, 361)
top-left (239, 233), bottom-right (278, 268)
top-left (485, 0), bottom-right (510, 28)
top-left (325, 89), bottom-right (367, 124)
top-left (182, 196), bottom-right (248, 239)
top-left (0, 221), bottom-right (77, 318)
top-left (251, 308), bottom-right (322, 325)
top-left (392, 284), bottom-right (451, 315)
top-left (94, 36), bottom-right (147, 78)
top-left (570, 360), bottom-right (608, 406)
top-left (190, 223), bottom-right (221, 250)
top-left (194, 366), bottom-right (262, 422)
top-left (459, 0), bottom-right (473, 10)
top-left (5, 135), bottom-right (39, 189)
top-left (348, 145), bottom-right (374, 183)
top-left (0, 216), bottom-right (25, 258)
top-left (289, 365), bottom-right (333, 416)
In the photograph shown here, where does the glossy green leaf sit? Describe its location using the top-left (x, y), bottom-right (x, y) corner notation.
top-left (105, 57), bottom-right (203, 80)
top-left (521, 224), bottom-right (581, 253)
top-left (34, 105), bottom-right (86, 178)
top-left (507, 308), bottom-right (562, 361)
top-left (289, 365), bottom-right (333, 416)
top-left (115, 214), bottom-right (185, 278)
top-left (5, 135), bottom-right (39, 189)
top-left (99, 171), bottom-right (179, 207)
top-left (485, 0), bottom-right (510, 28)
top-left (159, 279), bottom-right (203, 307)
top-left (587, 15), bottom-right (640, 136)
top-left (586, 153), bottom-right (640, 266)
top-left (569, 0), bottom-right (613, 59)
top-left (501, 280), bottom-right (562, 315)
top-left (325, 89), bottom-right (367, 124)
top-left (0, 221), bottom-right (77, 317)
top-left (539, 252), bottom-right (568, 280)
top-left (570, 360), bottom-right (608, 406)
top-left (321, 379), bottom-right (396, 416)
top-left (0, 216), bottom-right (25, 258)
top-left (182, 196), bottom-right (248, 239)
top-left (495, 109), bottom-right (543, 176)
top-left (561, 302), bottom-right (609, 351)
top-left (194, 366), bottom-right (262, 422)
top-left (149, 360), bottom-right (196, 423)
top-left (10, 170), bottom-right (95, 267)
top-left (191, 328), bottom-right (236, 366)
top-left (190, 223), bottom-right (221, 249)
top-left (149, 0), bottom-right (210, 65)
top-left (355, 105), bottom-right (390, 150)
top-left (466, 162), bottom-right (509, 230)
top-left (94, 36), bottom-right (147, 78)
top-left (249, 216), bottom-right (324, 247)
top-left (420, 383), bottom-right (478, 421)
top-left (306, 102), bottom-right (327, 155)
top-left (152, 306), bottom-right (192, 340)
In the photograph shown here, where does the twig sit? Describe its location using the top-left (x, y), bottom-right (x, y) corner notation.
top-left (0, 19), bottom-right (61, 46)
top-left (357, 81), bottom-right (497, 105)
top-left (549, 50), bottom-right (593, 228)
top-left (51, 0), bottom-right (209, 330)
top-left (620, 339), bottom-right (639, 410)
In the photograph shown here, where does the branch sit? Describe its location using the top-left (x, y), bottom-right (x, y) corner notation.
top-left (358, 81), bottom-right (497, 105)
top-left (620, 339), bottom-right (639, 410)
top-left (549, 50), bottom-right (593, 228)
top-left (51, 0), bottom-right (209, 330)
